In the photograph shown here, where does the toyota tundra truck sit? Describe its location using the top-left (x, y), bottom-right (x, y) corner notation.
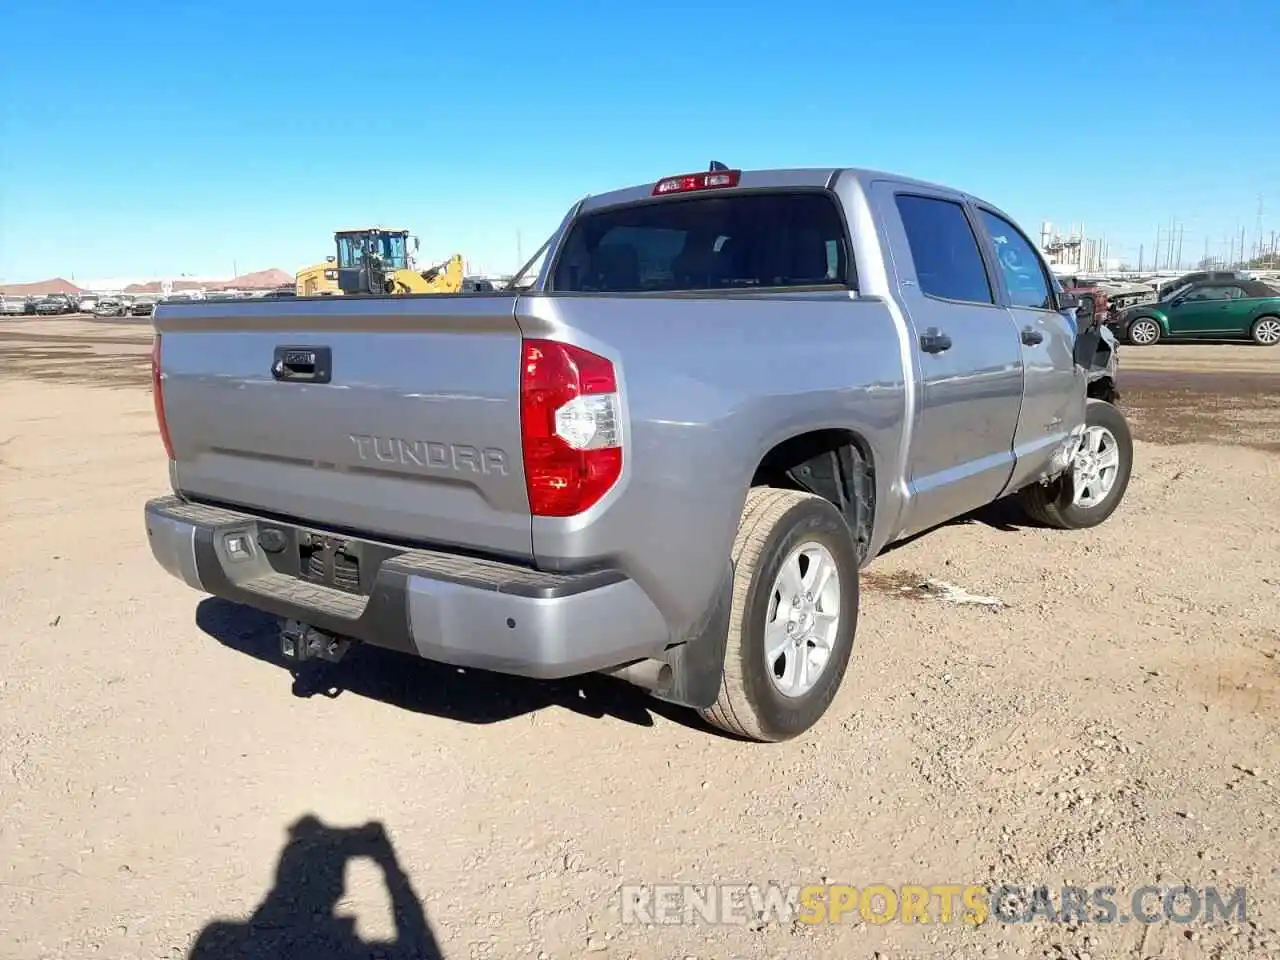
top-left (144, 165), bottom-right (1132, 742)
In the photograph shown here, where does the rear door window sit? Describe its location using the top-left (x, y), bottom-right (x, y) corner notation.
top-left (894, 194), bottom-right (994, 304)
top-left (550, 191), bottom-right (850, 293)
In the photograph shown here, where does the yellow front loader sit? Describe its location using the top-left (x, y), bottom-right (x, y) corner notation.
top-left (400, 252), bottom-right (464, 294)
top-left (333, 227), bottom-right (465, 295)
top-left (294, 258), bottom-right (341, 296)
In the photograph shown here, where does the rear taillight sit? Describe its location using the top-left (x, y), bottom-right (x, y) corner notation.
top-left (652, 169), bottom-right (740, 196)
top-left (520, 339), bottom-right (623, 517)
top-left (151, 334), bottom-right (174, 460)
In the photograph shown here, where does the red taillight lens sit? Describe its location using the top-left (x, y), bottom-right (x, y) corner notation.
top-left (652, 169), bottom-right (740, 196)
top-left (520, 339), bottom-right (623, 517)
top-left (151, 335), bottom-right (174, 460)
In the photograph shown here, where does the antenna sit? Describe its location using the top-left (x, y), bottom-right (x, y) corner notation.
top-left (709, 160), bottom-right (729, 172)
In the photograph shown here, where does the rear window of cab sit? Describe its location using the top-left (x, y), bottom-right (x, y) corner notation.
top-left (550, 191), bottom-right (851, 293)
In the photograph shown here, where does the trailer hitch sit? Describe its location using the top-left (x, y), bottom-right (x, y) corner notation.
top-left (280, 619), bottom-right (352, 664)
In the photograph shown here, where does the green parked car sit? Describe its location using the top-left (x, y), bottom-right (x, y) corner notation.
top-left (1113, 279), bottom-right (1280, 346)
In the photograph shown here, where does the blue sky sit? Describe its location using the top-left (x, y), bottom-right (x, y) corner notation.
top-left (3, 0), bottom-right (1277, 282)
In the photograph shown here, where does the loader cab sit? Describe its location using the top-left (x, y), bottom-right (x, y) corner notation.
top-left (335, 228), bottom-right (413, 294)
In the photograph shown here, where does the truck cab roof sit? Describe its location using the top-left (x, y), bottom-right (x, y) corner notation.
top-left (577, 167), bottom-right (977, 214)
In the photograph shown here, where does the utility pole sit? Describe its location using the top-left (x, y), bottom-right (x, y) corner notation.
top-left (1154, 225), bottom-right (1162, 271)
top-left (516, 230), bottom-right (523, 267)
top-left (1256, 195), bottom-right (1264, 262)
top-left (1138, 244), bottom-right (1144, 272)
top-left (1175, 223), bottom-right (1184, 271)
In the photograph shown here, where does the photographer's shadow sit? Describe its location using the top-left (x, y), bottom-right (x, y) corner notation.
top-left (189, 814), bottom-right (443, 960)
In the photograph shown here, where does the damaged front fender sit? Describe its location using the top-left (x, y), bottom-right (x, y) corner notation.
top-left (1077, 318), bottom-right (1120, 404)
top-left (1047, 421), bottom-right (1087, 479)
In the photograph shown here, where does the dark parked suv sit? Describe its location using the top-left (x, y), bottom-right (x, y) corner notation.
top-left (35, 295), bottom-right (75, 315)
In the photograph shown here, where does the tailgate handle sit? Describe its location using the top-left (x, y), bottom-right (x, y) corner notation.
top-left (272, 346), bottom-right (331, 384)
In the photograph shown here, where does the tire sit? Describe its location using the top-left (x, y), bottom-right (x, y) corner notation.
top-left (699, 488), bottom-right (859, 742)
top-left (1250, 315), bottom-right (1280, 347)
top-left (1126, 316), bottom-right (1161, 345)
top-left (1019, 399), bottom-right (1133, 530)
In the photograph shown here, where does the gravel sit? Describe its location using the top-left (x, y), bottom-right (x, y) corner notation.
top-left (2, 319), bottom-right (1277, 959)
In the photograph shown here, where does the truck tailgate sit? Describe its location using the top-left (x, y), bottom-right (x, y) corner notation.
top-left (155, 296), bottom-right (532, 560)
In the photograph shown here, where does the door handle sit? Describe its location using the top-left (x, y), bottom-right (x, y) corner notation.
top-left (1021, 326), bottom-right (1044, 346)
top-left (919, 328), bottom-right (952, 354)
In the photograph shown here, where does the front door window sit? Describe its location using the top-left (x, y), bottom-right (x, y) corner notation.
top-left (977, 210), bottom-right (1054, 311)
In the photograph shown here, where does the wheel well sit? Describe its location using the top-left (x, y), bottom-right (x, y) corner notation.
top-left (751, 429), bottom-right (875, 562)
top-left (1087, 375), bottom-right (1118, 404)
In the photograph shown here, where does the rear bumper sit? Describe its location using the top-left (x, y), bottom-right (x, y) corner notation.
top-left (144, 495), bottom-right (670, 679)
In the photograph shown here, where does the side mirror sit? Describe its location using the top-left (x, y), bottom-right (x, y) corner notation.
top-left (1057, 291), bottom-right (1079, 312)
top-left (1170, 297), bottom-right (1185, 308)
top-left (413, 236), bottom-right (420, 252)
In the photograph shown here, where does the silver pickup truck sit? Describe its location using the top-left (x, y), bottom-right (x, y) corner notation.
top-left (144, 165), bottom-right (1132, 742)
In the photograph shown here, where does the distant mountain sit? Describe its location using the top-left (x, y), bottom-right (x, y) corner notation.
top-left (123, 268), bottom-right (295, 294)
top-left (0, 277), bottom-right (87, 296)
top-left (212, 268), bottom-right (294, 290)
top-left (2, 269), bottom-right (295, 297)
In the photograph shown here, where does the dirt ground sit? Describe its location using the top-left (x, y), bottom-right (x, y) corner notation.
top-left (2, 317), bottom-right (1278, 960)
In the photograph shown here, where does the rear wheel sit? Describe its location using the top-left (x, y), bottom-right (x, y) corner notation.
top-left (1126, 317), bottom-right (1161, 345)
top-left (1019, 399), bottom-right (1133, 529)
top-left (1250, 316), bottom-right (1280, 346)
top-left (699, 488), bottom-right (859, 742)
